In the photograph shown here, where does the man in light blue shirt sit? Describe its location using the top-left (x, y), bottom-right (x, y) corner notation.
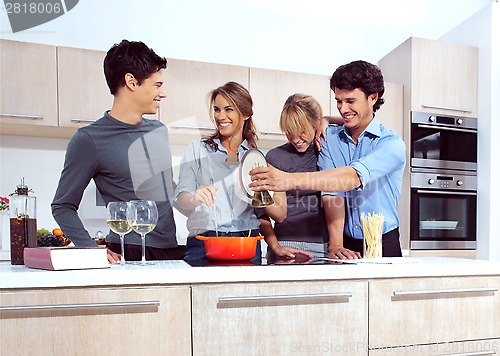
top-left (249, 60), bottom-right (405, 258)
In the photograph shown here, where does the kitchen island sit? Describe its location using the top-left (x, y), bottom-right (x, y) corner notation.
top-left (1, 257), bottom-right (500, 355)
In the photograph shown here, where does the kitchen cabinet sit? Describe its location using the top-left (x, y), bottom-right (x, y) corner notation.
top-left (250, 67), bottom-right (331, 138)
top-left (0, 40), bottom-right (159, 139)
top-left (2, 257), bottom-right (500, 355)
top-left (375, 82), bottom-right (404, 138)
top-left (57, 46), bottom-right (113, 128)
top-left (192, 281), bottom-right (368, 356)
top-left (374, 81), bottom-right (409, 250)
top-left (0, 40), bottom-right (330, 148)
top-left (368, 276), bottom-right (500, 352)
top-left (0, 40), bottom-right (58, 127)
top-left (410, 249), bottom-right (477, 259)
top-left (378, 36), bottom-right (478, 118)
top-left (160, 58), bottom-right (249, 144)
top-left (0, 286), bottom-right (191, 355)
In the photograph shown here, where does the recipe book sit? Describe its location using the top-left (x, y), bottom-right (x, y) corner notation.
top-left (23, 247), bottom-right (110, 271)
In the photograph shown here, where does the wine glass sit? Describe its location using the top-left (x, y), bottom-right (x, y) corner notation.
top-left (127, 200), bottom-right (158, 265)
top-left (106, 202), bottom-right (132, 265)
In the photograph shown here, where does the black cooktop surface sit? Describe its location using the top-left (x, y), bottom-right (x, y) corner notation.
top-left (185, 254), bottom-right (356, 267)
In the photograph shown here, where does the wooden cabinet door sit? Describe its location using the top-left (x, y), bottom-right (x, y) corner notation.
top-left (160, 58), bottom-right (248, 135)
top-left (0, 40), bottom-right (58, 126)
top-left (369, 277), bottom-right (500, 349)
top-left (379, 37), bottom-right (478, 118)
top-left (192, 281), bottom-right (368, 356)
top-left (57, 46), bottom-right (113, 127)
top-left (410, 37), bottom-right (478, 117)
top-left (0, 286), bottom-right (191, 355)
top-left (250, 68), bottom-right (331, 138)
top-left (375, 82), bottom-right (404, 138)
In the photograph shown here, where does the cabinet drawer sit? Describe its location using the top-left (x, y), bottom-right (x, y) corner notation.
top-left (0, 287), bottom-right (191, 356)
top-left (369, 277), bottom-right (500, 348)
top-left (369, 338), bottom-right (500, 355)
top-left (192, 281), bottom-right (368, 356)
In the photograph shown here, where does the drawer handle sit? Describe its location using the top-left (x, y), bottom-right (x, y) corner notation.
top-left (416, 190), bottom-right (477, 196)
top-left (0, 300), bottom-right (160, 312)
top-left (218, 292), bottom-right (352, 308)
top-left (169, 124), bottom-right (215, 131)
top-left (1, 113), bottom-right (44, 120)
top-left (445, 352), bottom-right (496, 356)
top-left (421, 104), bottom-right (472, 113)
top-left (70, 118), bottom-right (96, 123)
top-left (259, 131), bottom-right (284, 136)
top-left (393, 287), bottom-right (497, 298)
top-left (416, 124), bottom-right (477, 133)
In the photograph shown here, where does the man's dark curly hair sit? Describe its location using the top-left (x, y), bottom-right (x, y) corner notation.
top-left (330, 60), bottom-right (385, 112)
top-left (104, 40), bottom-right (167, 95)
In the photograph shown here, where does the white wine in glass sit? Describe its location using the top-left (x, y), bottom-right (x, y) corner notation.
top-left (106, 201), bottom-right (132, 265)
top-left (127, 200), bottom-right (158, 265)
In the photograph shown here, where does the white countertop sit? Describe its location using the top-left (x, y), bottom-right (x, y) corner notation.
top-left (1, 257), bottom-right (500, 290)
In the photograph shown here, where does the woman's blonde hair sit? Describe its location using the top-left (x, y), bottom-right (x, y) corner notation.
top-left (280, 93), bottom-right (323, 137)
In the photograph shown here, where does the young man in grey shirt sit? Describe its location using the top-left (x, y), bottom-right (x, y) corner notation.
top-left (52, 40), bottom-right (182, 263)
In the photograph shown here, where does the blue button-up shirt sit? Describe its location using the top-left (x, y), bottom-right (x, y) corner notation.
top-left (318, 117), bottom-right (406, 239)
top-left (174, 138), bottom-right (261, 236)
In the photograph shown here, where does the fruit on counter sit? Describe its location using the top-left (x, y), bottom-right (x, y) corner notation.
top-left (37, 228), bottom-right (51, 237)
top-left (37, 227), bottom-right (71, 247)
top-left (38, 233), bottom-right (64, 247)
top-left (52, 228), bottom-right (63, 237)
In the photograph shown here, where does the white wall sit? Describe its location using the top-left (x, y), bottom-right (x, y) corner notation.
top-left (440, 2), bottom-right (500, 260)
top-left (0, 0), bottom-right (492, 76)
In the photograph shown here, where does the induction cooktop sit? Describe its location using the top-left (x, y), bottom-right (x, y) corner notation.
top-left (184, 254), bottom-right (357, 267)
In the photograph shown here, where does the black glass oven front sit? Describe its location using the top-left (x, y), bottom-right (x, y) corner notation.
top-left (411, 111), bottom-right (477, 171)
top-left (410, 187), bottom-right (477, 250)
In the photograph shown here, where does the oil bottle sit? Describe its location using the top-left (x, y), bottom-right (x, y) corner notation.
top-left (10, 179), bottom-right (37, 265)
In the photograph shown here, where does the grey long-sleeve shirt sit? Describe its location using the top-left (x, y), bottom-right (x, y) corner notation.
top-left (52, 112), bottom-right (177, 248)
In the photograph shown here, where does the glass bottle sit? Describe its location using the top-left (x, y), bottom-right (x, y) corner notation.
top-left (251, 190), bottom-right (274, 207)
top-left (10, 181), bottom-right (37, 265)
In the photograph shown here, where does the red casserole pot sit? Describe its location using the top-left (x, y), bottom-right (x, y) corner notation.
top-left (195, 235), bottom-right (263, 261)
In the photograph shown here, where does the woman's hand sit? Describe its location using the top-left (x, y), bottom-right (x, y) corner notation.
top-left (271, 245), bottom-right (302, 259)
top-left (315, 116), bottom-right (344, 150)
top-left (270, 245), bottom-right (313, 264)
top-left (191, 184), bottom-right (217, 208)
top-left (314, 116), bottom-right (330, 151)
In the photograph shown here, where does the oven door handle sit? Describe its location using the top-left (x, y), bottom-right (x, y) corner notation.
top-left (416, 190), bottom-right (477, 196)
top-left (417, 124), bottom-right (477, 133)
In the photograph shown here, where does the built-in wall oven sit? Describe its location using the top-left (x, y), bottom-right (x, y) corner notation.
top-left (411, 111), bottom-right (477, 172)
top-left (409, 111), bottom-right (477, 250)
top-left (410, 169), bottom-right (477, 249)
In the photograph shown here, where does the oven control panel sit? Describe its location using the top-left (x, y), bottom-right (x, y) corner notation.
top-left (411, 111), bottom-right (477, 130)
top-left (411, 172), bottom-right (477, 190)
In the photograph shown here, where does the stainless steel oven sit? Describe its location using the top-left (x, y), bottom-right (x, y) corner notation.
top-left (411, 111), bottom-right (477, 172)
top-left (410, 169), bottom-right (477, 250)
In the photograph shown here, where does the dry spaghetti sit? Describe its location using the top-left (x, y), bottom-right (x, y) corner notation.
top-left (361, 212), bottom-right (384, 258)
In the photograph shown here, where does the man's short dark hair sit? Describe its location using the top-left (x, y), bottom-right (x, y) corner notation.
top-left (103, 40), bottom-right (167, 95)
top-left (330, 60), bottom-right (385, 112)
